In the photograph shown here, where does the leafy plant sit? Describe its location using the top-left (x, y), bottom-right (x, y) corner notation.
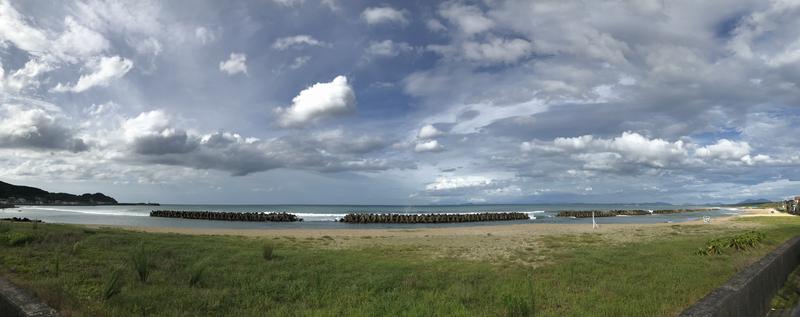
top-left (102, 269), bottom-right (124, 300)
top-left (697, 231), bottom-right (765, 255)
top-left (131, 242), bottom-right (151, 283)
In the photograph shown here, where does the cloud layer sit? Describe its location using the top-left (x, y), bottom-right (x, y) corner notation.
top-left (2, 0), bottom-right (800, 204)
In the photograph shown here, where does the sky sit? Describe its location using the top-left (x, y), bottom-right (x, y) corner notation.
top-left (1, 0), bottom-right (800, 205)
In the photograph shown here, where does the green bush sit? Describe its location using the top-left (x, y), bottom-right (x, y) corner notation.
top-left (697, 231), bottom-right (765, 255)
top-left (130, 242), bottom-right (151, 283)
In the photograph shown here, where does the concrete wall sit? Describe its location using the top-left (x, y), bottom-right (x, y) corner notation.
top-left (680, 236), bottom-right (800, 317)
top-left (0, 278), bottom-right (59, 317)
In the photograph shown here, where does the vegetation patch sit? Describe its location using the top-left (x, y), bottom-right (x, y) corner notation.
top-left (2, 231), bottom-right (36, 246)
top-left (0, 217), bottom-right (797, 316)
top-left (697, 231), bottom-right (765, 255)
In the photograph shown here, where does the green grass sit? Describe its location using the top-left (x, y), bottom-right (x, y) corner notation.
top-left (0, 217), bottom-right (798, 316)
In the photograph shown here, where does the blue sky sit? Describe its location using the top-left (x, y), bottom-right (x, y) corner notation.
top-left (1, 0), bottom-right (800, 204)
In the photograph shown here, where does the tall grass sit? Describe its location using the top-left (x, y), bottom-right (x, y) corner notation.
top-left (130, 242), bottom-right (151, 283)
top-left (262, 243), bottom-right (274, 261)
top-left (188, 261), bottom-right (207, 287)
top-left (102, 269), bottom-right (124, 300)
top-left (0, 218), bottom-right (798, 316)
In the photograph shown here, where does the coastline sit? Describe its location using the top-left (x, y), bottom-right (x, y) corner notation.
top-left (83, 207), bottom-right (787, 239)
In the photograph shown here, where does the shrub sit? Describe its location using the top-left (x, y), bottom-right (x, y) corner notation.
top-left (102, 269), bottom-right (124, 300)
top-left (130, 242), bottom-right (151, 283)
top-left (262, 243), bottom-right (274, 261)
top-left (697, 231), bottom-right (765, 255)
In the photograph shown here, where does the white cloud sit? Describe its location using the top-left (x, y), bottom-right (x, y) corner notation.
top-left (462, 37), bottom-right (532, 64)
top-left (53, 17), bottom-right (110, 61)
top-left (290, 56), bottom-right (311, 69)
top-left (194, 27), bottom-right (216, 44)
top-left (365, 40), bottom-right (412, 58)
top-left (522, 132), bottom-right (773, 174)
top-left (122, 110), bottom-right (196, 155)
top-left (53, 55), bottom-right (133, 93)
top-left (361, 6), bottom-right (408, 25)
top-left (426, 19), bottom-right (447, 32)
top-left (0, 0), bottom-right (49, 54)
top-left (272, 35), bottom-right (327, 50)
top-left (414, 140), bottom-right (443, 153)
top-left (272, 0), bottom-right (304, 6)
top-left (425, 176), bottom-right (492, 191)
top-left (695, 139), bottom-right (751, 161)
top-left (1, 58), bottom-right (52, 91)
top-left (417, 124), bottom-right (443, 139)
top-left (439, 2), bottom-right (494, 35)
top-left (219, 53), bottom-right (247, 75)
top-left (276, 75), bottom-right (356, 127)
top-left (0, 102), bottom-right (86, 152)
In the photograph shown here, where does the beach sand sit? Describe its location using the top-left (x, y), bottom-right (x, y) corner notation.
top-left (84, 207), bottom-right (792, 266)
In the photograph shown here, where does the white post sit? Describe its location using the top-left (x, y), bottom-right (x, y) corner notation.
top-left (592, 211), bottom-right (598, 229)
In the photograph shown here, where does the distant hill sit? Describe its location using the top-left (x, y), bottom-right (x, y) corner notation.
top-left (0, 180), bottom-right (117, 205)
top-left (735, 198), bottom-right (773, 205)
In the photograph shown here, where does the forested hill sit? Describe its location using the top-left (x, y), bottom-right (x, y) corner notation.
top-left (0, 180), bottom-right (117, 205)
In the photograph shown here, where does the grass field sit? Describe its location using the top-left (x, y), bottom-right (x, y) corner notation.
top-left (1, 216), bottom-right (799, 316)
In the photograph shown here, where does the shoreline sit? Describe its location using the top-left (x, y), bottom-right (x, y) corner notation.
top-left (81, 208), bottom-right (790, 239)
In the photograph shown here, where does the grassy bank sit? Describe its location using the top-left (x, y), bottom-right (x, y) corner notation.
top-left (1, 217), bottom-right (799, 316)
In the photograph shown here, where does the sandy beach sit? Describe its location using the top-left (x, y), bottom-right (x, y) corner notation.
top-left (88, 207), bottom-right (783, 238)
top-left (82, 207), bottom-right (791, 265)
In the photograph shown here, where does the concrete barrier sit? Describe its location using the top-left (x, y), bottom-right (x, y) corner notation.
top-left (0, 278), bottom-right (59, 317)
top-left (680, 236), bottom-right (800, 317)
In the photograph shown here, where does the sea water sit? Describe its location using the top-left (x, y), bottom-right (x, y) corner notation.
top-left (0, 204), bottom-right (741, 229)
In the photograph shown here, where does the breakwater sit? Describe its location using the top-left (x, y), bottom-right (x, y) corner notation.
top-left (149, 210), bottom-right (302, 222)
top-left (338, 212), bottom-right (529, 224)
top-left (557, 209), bottom-right (710, 218)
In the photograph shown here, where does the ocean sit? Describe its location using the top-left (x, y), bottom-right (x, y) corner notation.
top-left (1, 203), bottom-right (741, 229)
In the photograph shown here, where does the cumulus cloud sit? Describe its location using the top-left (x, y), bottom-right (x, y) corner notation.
top-left (115, 110), bottom-right (398, 176)
top-left (0, 102), bottom-right (86, 152)
top-left (275, 75), bottom-right (356, 127)
top-left (520, 132), bottom-right (774, 175)
top-left (361, 6), bottom-right (408, 25)
top-left (365, 40), bottom-right (412, 58)
top-left (122, 110), bottom-right (197, 155)
top-left (417, 124), bottom-right (443, 139)
top-left (272, 35), bottom-right (327, 50)
top-left (53, 56), bottom-right (134, 92)
top-left (414, 140), bottom-right (443, 153)
top-left (219, 53), bottom-right (247, 75)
